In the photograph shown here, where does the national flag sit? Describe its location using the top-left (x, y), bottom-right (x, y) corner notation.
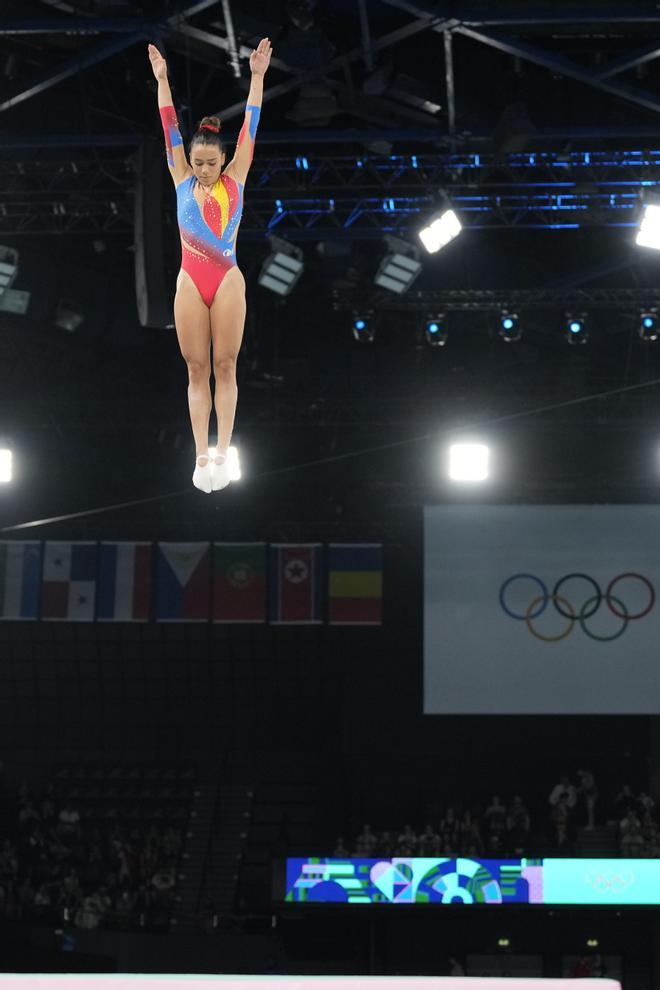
top-left (328, 543), bottom-right (383, 625)
top-left (269, 544), bottom-right (323, 624)
top-left (41, 541), bottom-right (97, 621)
top-left (0, 541), bottom-right (41, 620)
top-left (213, 543), bottom-right (266, 623)
top-left (155, 542), bottom-right (210, 621)
top-left (97, 542), bottom-right (152, 622)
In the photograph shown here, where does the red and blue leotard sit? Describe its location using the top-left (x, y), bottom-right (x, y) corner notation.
top-left (159, 104), bottom-right (260, 307)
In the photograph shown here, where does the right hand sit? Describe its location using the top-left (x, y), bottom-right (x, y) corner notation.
top-left (148, 44), bottom-right (168, 81)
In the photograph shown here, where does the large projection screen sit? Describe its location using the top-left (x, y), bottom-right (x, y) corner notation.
top-left (424, 505), bottom-right (660, 714)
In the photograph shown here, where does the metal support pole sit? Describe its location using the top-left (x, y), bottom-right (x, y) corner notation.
top-left (221, 0), bottom-right (241, 78)
top-left (358, 0), bottom-right (375, 72)
top-left (444, 29), bottom-right (456, 147)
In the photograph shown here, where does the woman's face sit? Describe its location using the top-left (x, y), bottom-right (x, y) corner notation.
top-left (191, 142), bottom-right (225, 185)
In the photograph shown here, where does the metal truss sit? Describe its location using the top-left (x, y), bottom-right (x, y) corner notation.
top-left (2, 147), bottom-right (659, 237)
top-left (332, 287), bottom-right (660, 312)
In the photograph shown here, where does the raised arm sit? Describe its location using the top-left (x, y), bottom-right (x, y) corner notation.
top-left (225, 38), bottom-right (272, 186)
top-left (148, 43), bottom-right (190, 185)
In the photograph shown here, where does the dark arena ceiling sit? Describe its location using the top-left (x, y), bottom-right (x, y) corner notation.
top-left (3, 2), bottom-right (660, 535)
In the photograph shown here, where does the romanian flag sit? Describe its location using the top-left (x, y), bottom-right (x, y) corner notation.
top-left (327, 543), bottom-right (383, 625)
top-left (213, 543), bottom-right (267, 623)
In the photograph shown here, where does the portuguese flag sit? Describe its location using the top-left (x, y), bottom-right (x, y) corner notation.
top-left (213, 543), bottom-right (267, 623)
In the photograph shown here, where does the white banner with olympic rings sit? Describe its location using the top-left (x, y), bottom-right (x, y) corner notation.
top-left (424, 505), bottom-right (660, 713)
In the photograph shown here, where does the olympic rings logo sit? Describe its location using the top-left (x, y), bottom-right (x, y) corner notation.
top-left (499, 572), bottom-right (656, 641)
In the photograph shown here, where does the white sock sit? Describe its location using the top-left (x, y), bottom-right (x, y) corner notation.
top-left (192, 454), bottom-right (213, 494)
top-left (212, 451), bottom-right (231, 491)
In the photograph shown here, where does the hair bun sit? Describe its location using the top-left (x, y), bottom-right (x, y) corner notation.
top-left (199, 115), bottom-right (221, 133)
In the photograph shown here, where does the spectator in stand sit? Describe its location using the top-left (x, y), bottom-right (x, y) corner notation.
top-left (378, 830), bottom-right (395, 857)
top-left (613, 783), bottom-right (637, 820)
top-left (396, 824), bottom-right (417, 856)
top-left (576, 769), bottom-right (598, 829)
top-left (355, 824), bottom-right (377, 856)
top-left (549, 774), bottom-right (577, 811)
top-left (484, 796), bottom-right (507, 837)
top-left (620, 807), bottom-right (644, 856)
top-left (18, 799), bottom-right (41, 833)
top-left (57, 802), bottom-right (81, 839)
top-left (439, 808), bottom-right (459, 851)
top-left (459, 811), bottom-right (483, 855)
top-left (507, 795), bottom-right (531, 855)
top-left (418, 824), bottom-right (441, 856)
top-left (333, 836), bottom-right (350, 857)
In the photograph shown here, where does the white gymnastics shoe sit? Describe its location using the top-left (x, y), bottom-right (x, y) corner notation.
top-left (192, 454), bottom-right (213, 494)
top-left (212, 452), bottom-right (231, 491)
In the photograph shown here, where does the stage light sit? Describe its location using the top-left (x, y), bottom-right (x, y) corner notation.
top-left (498, 311), bottom-right (521, 342)
top-left (417, 208), bottom-right (462, 254)
top-left (373, 235), bottom-right (422, 294)
top-left (636, 199), bottom-right (660, 250)
top-left (449, 443), bottom-right (489, 482)
top-left (258, 236), bottom-right (304, 296)
top-left (565, 312), bottom-right (588, 344)
top-left (352, 311), bottom-right (375, 342)
top-left (586, 939), bottom-right (599, 948)
top-left (0, 246), bottom-right (18, 296)
top-left (497, 938), bottom-right (511, 948)
top-left (423, 315), bottom-right (448, 347)
top-left (0, 448), bottom-right (13, 483)
top-left (639, 310), bottom-right (658, 341)
top-left (208, 446), bottom-right (242, 481)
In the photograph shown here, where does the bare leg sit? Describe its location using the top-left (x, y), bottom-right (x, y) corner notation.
top-left (210, 267), bottom-right (246, 458)
top-left (174, 271), bottom-right (212, 457)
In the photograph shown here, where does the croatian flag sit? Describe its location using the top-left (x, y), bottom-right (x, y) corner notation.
top-left (269, 544), bottom-right (323, 624)
top-left (41, 542), bottom-right (97, 621)
top-left (155, 542), bottom-right (210, 621)
top-left (0, 541), bottom-right (42, 620)
top-left (97, 542), bottom-right (152, 622)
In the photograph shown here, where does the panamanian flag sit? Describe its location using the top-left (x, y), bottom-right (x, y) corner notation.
top-left (41, 541), bottom-right (97, 621)
top-left (155, 542), bottom-right (210, 621)
top-left (269, 544), bottom-right (323, 624)
top-left (0, 541), bottom-right (41, 620)
top-left (97, 542), bottom-right (152, 621)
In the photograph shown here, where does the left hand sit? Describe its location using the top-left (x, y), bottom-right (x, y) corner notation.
top-left (249, 38), bottom-right (272, 76)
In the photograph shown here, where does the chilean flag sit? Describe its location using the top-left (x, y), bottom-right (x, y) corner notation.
top-left (155, 542), bottom-right (210, 621)
top-left (97, 542), bottom-right (152, 622)
top-left (269, 544), bottom-right (323, 624)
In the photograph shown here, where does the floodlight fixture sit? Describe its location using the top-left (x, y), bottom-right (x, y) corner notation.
top-left (565, 312), bottom-right (588, 345)
top-left (498, 311), bottom-right (521, 342)
top-left (0, 246), bottom-right (18, 296)
top-left (0, 448), bottom-right (13, 483)
top-left (417, 207), bottom-right (462, 254)
top-left (639, 310), bottom-right (659, 341)
top-left (374, 235), bottom-right (422, 294)
top-left (636, 196), bottom-right (660, 250)
top-left (258, 236), bottom-right (304, 296)
top-left (423, 314), bottom-right (448, 347)
top-left (448, 443), bottom-right (490, 482)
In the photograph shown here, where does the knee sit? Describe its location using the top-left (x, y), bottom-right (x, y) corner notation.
top-left (186, 358), bottom-right (210, 385)
top-left (214, 355), bottom-right (237, 383)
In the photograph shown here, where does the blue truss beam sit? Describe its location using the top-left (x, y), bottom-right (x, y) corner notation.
top-left (381, 2), bottom-right (660, 26)
top-left (595, 42), bottom-right (660, 80)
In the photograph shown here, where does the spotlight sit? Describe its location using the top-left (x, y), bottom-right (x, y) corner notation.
top-left (448, 443), bottom-right (489, 482)
top-left (258, 235), bottom-right (304, 296)
top-left (636, 197), bottom-right (660, 250)
top-left (417, 207), bottom-right (462, 254)
top-left (373, 235), bottom-right (422, 294)
top-left (423, 315), bottom-right (448, 347)
top-left (0, 448), bottom-right (13, 483)
top-left (565, 312), bottom-right (588, 345)
top-left (498, 311), bottom-right (521, 342)
top-left (639, 310), bottom-right (658, 341)
top-left (352, 311), bottom-right (375, 343)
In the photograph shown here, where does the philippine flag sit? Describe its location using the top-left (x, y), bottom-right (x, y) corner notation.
top-left (41, 542), bottom-right (97, 621)
top-left (97, 542), bottom-right (152, 622)
top-left (155, 542), bottom-right (211, 621)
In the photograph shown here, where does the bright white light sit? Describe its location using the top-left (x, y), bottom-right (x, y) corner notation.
top-left (449, 443), bottom-right (489, 482)
top-left (208, 445), bottom-right (241, 481)
top-left (418, 209), bottom-right (462, 254)
top-left (636, 204), bottom-right (660, 249)
top-left (0, 448), bottom-right (13, 483)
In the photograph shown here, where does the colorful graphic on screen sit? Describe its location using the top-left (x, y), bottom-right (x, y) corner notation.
top-left (285, 858), bottom-right (660, 906)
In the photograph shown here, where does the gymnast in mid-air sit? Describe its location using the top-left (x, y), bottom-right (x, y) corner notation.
top-left (148, 38), bottom-right (272, 492)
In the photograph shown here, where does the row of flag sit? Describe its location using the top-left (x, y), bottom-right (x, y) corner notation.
top-left (0, 542), bottom-right (383, 625)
